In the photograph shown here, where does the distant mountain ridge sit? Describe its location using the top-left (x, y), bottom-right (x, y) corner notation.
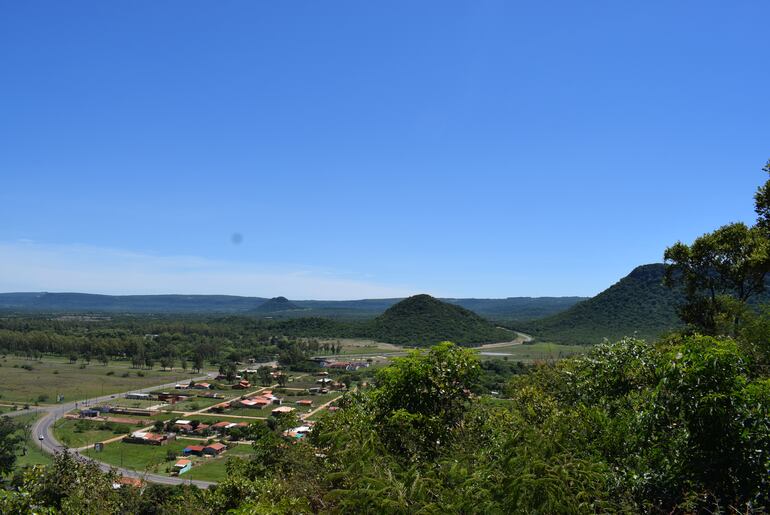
top-left (0, 292), bottom-right (586, 320)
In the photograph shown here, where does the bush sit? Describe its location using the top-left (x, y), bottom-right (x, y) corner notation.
top-left (52, 370), bottom-right (59, 375)
top-left (106, 371), bottom-right (114, 376)
top-left (121, 372), bottom-right (130, 377)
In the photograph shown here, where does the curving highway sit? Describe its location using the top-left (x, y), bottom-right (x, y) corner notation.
top-left (27, 373), bottom-right (218, 488)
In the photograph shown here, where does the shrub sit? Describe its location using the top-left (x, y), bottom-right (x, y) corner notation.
top-left (106, 371), bottom-right (114, 376)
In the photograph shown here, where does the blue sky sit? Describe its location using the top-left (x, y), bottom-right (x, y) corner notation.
top-left (1, 1), bottom-right (769, 299)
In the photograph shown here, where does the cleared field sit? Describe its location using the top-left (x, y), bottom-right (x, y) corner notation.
top-left (159, 397), bottom-right (225, 412)
top-left (53, 418), bottom-right (139, 448)
top-left (476, 342), bottom-right (589, 362)
top-left (184, 444), bottom-right (254, 482)
top-left (88, 440), bottom-right (190, 473)
top-left (93, 439), bottom-right (250, 480)
top-left (311, 338), bottom-right (403, 356)
top-left (0, 355), bottom-right (202, 403)
top-left (222, 406), bottom-right (270, 418)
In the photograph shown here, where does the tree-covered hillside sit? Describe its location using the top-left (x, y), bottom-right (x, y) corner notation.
top-left (516, 264), bottom-right (683, 344)
top-left (363, 294), bottom-right (513, 346)
top-left (254, 296), bottom-right (301, 313)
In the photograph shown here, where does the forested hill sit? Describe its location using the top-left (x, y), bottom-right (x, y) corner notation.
top-left (0, 292), bottom-right (585, 320)
top-left (515, 264), bottom-right (683, 344)
top-left (363, 294), bottom-right (514, 346)
top-left (254, 296), bottom-right (301, 313)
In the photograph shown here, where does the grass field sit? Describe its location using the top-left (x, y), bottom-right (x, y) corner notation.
top-left (222, 406), bottom-right (270, 418)
top-left (185, 444), bottom-right (254, 482)
top-left (476, 342), bottom-right (589, 362)
top-left (93, 439), bottom-right (252, 481)
top-left (311, 338), bottom-right (403, 356)
top-left (53, 418), bottom-right (139, 448)
top-left (185, 414), bottom-right (263, 425)
top-left (89, 439), bottom-right (190, 473)
top-left (160, 396), bottom-right (226, 412)
top-left (0, 355), bottom-right (205, 403)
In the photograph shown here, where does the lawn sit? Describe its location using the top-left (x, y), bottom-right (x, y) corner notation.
top-left (162, 396), bottom-right (228, 412)
top-left (220, 406), bottom-right (270, 418)
top-left (93, 439), bottom-right (251, 481)
top-left (185, 444), bottom-right (255, 482)
top-left (0, 355), bottom-right (204, 403)
top-left (90, 440), bottom-right (191, 474)
top-left (53, 418), bottom-right (139, 448)
top-left (476, 342), bottom-right (589, 362)
top-left (311, 338), bottom-right (403, 356)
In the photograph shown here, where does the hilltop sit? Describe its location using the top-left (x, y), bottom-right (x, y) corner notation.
top-left (254, 296), bottom-right (301, 313)
top-left (363, 294), bottom-right (513, 346)
top-left (515, 264), bottom-right (683, 344)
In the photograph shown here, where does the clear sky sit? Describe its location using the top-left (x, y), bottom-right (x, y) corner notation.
top-left (1, 1), bottom-right (769, 299)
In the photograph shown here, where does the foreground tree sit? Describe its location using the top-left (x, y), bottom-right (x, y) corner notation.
top-left (664, 222), bottom-right (770, 334)
top-left (0, 417), bottom-right (23, 476)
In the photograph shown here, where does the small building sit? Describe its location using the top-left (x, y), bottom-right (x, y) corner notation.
top-left (203, 443), bottom-right (226, 456)
top-left (123, 431), bottom-right (173, 446)
top-left (296, 400), bottom-right (313, 407)
top-left (183, 445), bottom-right (205, 456)
top-left (112, 477), bottom-right (144, 489)
top-left (192, 382), bottom-right (212, 390)
top-left (283, 425), bottom-right (312, 439)
top-left (232, 380), bottom-right (251, 389)
top-left (157, 392), bottom-right (189, 403)
top-left (272, 406), bottom-right (295, 416)
top-left (173, 459), bottom-right (192, 475)
top-left (192, 423), bottom-right (210, 435)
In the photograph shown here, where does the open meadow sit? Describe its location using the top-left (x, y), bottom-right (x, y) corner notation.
top-left (0, 355), bottom-right (206, 404)
top-left (476, 342), bottom-right (589, 362)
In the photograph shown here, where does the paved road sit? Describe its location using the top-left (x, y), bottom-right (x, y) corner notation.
top-left (28, 373), bottom-right (218, 488)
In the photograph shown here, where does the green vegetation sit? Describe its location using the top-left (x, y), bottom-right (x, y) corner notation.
top-left (52, 419), bottom-right (137, 449)
top-left (92, 440), bottom-right (190, 473)
top-left (516, 263), bottom-right (683, 344)
top-left (254, 296), bottom-right (301, 313)
top-left (364, 294), bottom-right (513, 345)
top-left (0, 355), bottom-right (197, 403)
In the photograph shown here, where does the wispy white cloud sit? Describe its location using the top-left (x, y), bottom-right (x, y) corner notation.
top-left (0, 241), bottom-right (417, 300)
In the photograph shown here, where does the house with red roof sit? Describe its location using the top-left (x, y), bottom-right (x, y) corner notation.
top-left (204, 443), bottom-right (226, 456)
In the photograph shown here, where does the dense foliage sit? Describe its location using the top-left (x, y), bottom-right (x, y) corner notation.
top-left (364, 294), bottom-right (513, 345)
top-left (516, 264), bottom-right (684, 345)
